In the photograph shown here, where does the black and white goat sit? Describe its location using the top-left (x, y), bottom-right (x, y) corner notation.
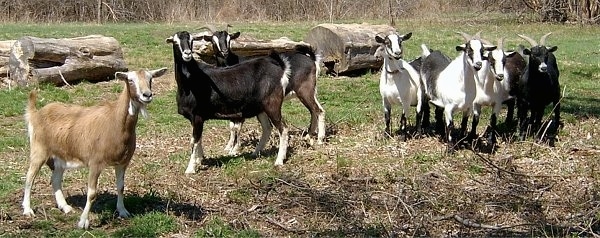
top-left (202, 29), bottom-right (325, 155)
top-left (375, 32), bottom-right (424, 140)
top-left (470, 37), bottom-right (526, 145)
top-left (167, 31), bottom-right (295, 173)
top-left (516, 33), bottom-right (561, 145)
top-left (420, 32), bottom-right (497, 151)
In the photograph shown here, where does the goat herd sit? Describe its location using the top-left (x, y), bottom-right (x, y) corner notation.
top-left (20, 28), bottom-right (561, 229)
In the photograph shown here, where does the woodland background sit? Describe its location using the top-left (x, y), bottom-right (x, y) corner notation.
top-left (0, 0), bottom-right (598, 24)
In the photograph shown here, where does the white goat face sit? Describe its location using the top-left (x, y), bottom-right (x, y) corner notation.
top-left (457, 39), bottom-right (497, 72)
top-left (116, 68), bottom-right (168, 104)
top-left (488, 49), bottom-right (507, 81)
top-left (375, 32), bottom-right (412, 60)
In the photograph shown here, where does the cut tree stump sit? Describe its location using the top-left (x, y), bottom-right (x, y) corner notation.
top-left (304, 23), bottom-right (396, 75)
top-left (0, 40), bottom-right (16, 78)
top-left (9, 35), bottom-right (127, 86)
top-left (191, 32), bottom-right (310, 65)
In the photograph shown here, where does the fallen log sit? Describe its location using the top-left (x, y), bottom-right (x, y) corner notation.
top-left (9, 35), bottom-right (127, 86)
top-left (191, 32), bottom-right (310, 65)
top-left (304, 23), bottom-right (396, 75)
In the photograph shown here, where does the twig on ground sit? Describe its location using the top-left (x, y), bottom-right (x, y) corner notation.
top-left (58, 70), bottom-right (72, 88)
top-left (435, 214), bottom-right (533, 231)
top-left (262, 215), bottom-right (305, 233)
top-left (473, 152), bottom-right (572, 178)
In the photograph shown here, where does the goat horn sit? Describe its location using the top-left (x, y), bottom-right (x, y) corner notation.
top-left (226, 24), bottom-right (233, 32)
top-left (196, 24), bottom-right (217, 33)
top-left (474, 30), bottom-right (483, 40)
top-left (517, 34), bottom-right (538, 46)
top-left (497, 37), bottom-right (505, 49)
top-left (539, 32), bottom-right (552, 46)
top-left (456, 31), bottom-right (472, 41)
top-left (480, 38), bottom-right (493, 45)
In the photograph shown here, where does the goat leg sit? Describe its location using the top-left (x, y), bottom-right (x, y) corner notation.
top-left (78, 167), bottom-right (102, 229)
top-left (399, 113), bottom-right (407, 141)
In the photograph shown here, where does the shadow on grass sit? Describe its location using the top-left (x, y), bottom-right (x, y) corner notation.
top-left (65, 191), bottom-right (207, 223)
top-left (562, 96), bottom-right (600, 119)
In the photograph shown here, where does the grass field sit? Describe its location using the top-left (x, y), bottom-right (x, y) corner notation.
top-left (1, 18), bottom-right (600, 237)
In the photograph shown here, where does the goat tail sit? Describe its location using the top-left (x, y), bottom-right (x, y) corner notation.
top-left (294, 45), bottom-right (317, 61)
top-left (25, 90), bottom-right (38, 133)
top-left (26, 90), bottom-right (38, 115)
top-left (421, 44), bottom-right (431, 57)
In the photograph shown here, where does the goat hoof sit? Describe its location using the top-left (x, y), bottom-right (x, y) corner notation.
top-left (184, 169), bottom-right (196, 174)
top-left (61, 205), bottom-right (73, 214)
top-left (118, 209), bottom-right (131, 218)
top-left (23, 208), bottom-right (35, 217)
top-left (77, 219), bottom-right (90, 229)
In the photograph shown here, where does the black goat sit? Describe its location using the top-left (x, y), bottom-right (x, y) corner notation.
top-left (516, 33), bottom-right (561, 146)
top-left (204, 30), bottom-right (326, 155)
top-left (202, 30), bottom-right (242, 66)
top-left (166, 31), bottom-right (293, 173)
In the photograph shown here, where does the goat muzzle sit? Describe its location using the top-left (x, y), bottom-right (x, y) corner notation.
top-left (495, 74), bottom-right (505, 81)
top-left (473, 62), bottom-right (482, 71)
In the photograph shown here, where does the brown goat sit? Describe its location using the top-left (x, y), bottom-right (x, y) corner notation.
top-left (22, 68), bottom-right (167, 229)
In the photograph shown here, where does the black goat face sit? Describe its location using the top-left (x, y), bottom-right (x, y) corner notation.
top-left (375, 32), bottom-right (412, 60)
top-left (166, 31), bottom-right (196, 62)
top-left (524, 45), bottom-right (558, 73)
top-left (207, 31), bottom-right (240, 58)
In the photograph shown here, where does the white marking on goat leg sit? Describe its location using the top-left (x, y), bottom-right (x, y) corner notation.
top-left (229, 121), bottom-right (242, 155)
top-left (51, 160), bottom-right (73, 214)
top-left (185, 141), bottom-right (204, 174)
top-left (224, 121), bottom-right (236, 152)
top-left (274, 126), bottom-right (289, 166)
top-left (115, 165), bottom-right (130, 218)
top-left (22, 150), bottom-right (46, 217)
top-left (253, 113), bottom-right (272, 156)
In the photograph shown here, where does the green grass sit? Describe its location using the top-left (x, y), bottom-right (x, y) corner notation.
top-left (1, 19), bottom-right (599, 237)
top-left (196, 217), bottom-right (261, 238)
top-left (113, 211), bottom-right (178, 237)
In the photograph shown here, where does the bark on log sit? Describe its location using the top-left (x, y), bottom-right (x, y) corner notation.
top-left (8, 35), bottom-right (127, 86)
top-left (192, 32), bottom-right (310, 65)
top-left (0, 40), bottom-right (15, 78)
top-left (303, 23), bottom-right (396, 75)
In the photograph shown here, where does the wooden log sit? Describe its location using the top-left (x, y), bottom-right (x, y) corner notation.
top-left (8, 35), bottom-right (127, 86)
top-left (191, 32), bottom-right (310, 65)
top-left (303, 23), bottom-right (396, 75)
top-left (0, 40), bottom-right (16, 78)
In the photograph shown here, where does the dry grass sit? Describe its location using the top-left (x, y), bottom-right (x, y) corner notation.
top-left (1, 73), bottom-right (599, 236)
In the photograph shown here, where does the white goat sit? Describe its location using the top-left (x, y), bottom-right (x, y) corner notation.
top-left (471, 37), bottom-right (526, 145)
top-left (22, 68), bottom-right (168, 229)
top-left (375, 32), bottom-right (423, 140)
top-left (420, 31), bottom-right (496, 151)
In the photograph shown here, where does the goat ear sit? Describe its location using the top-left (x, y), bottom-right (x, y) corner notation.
top-left (150, 68), bottom-right (168, 78)
top-left (230, 32), bottom-right (241, 40)
top-left (484, 45), bottom-right (497, 51)
top-left (402, 32), bottom-right (412, 41)
top-left (115, 72), bottom-right (129, 81)
top-left (522, 48), bottom-right (532, 55)
top-left (201, 35), bottom-right (213, 42)
top-left (456, 44), bottom-right (466, 52)
top-left (165, 36), bottom-right (174, 43)
top-left (505, 51), bottom-right (518, 57)
top-left (547, 45), bottom-right (558, 52)
top-left (375, 35), bottom-right (385, 44)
